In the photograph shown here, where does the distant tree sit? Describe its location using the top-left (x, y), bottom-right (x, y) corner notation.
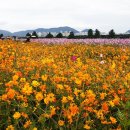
top-left (46, 32), bottom-right (54, 38)
top-left (26, 33), bottom-right (31, 38)
top-left (0, 34), bottom-right (3, 39)
top-left (25, 37), bottom-right (30, 42)
top-left (109, 29), bottom-right (116, 38)
top-left (68, 32), bottom-right (75, 39)
top-left (94, 29), bottom-right (101, 38)
top-left (13, 36), bottom-right (17, 41)
top-left (56, 33), bottom-right (63, 38)
top-left (88, 29), bottom-right (93, 38)
top-left (32, 31), bottom-right (38, 38)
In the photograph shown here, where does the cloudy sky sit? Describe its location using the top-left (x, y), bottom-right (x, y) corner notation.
top-left (0, 0), bottom-right (130, 33)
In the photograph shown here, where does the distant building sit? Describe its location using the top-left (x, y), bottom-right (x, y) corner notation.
top-left (37, 32), bottom-right (42, 37)
top-left (75, 32), bottom-right (88, 36)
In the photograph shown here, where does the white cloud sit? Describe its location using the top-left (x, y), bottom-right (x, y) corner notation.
top-left (0, 0), bottom-right (130, 33)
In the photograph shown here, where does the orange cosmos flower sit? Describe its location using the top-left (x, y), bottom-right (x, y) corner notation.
top-left (110, 116), bottom-right (117, 124)
top-left (40, 85), bottom-right (46, 92)
top-left (100, 93), bottom-right (107, 100)
top-left (24, 120), bottom-right (32, 128)
top-left (102, 102), bottom-right (109, 112)
top-left (7, 89), bottom-right (15, 99)
top-left (69, 104), bottom-right (79, 116)
top-left (35, 92), bottom-right (43, 102)
top-left (44, 93), bottom-right (56, 105)
top-left (21, 112), bottom-right (28, 118)
top-left (102, 84), bottom-right (108, 90)
top-left (50, 106), bottom-right (56, 117)
top-left (1, 94), bottom-right (8, 101)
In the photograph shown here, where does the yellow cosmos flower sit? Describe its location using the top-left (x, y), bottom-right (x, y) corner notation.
top-left (13, 112), bottom-right (21, 119)
top-left (33, 127), bottom-right (37, 130)
top-left (111, 62), bottom-right (116, 69)
top-left (6, 125), bottom-right (15, 130)
top-left (61, 96), bottom-right (68, 104)
top-left (58, 120), bottom-right (64, 126)
top-left (12, 75), bottom-right (19, 81)
top-left (74, 78), bottom-right (82, 86)
top-left (84, 124), bottom-right (90, 129)
top-left (22, 83), bottom-right (33, 95)
top-left (109, 101), bottom-right (115, 107)
top-left (32, 80), bottom-right (40, 87)
top-left (67, 96), bottom-right (74, 102)
top-left (41, 74), bottom-right (48, 81)
top-left (80, 92), bottom-right (85, 98)
top-left (20, 78), bottom-right (26, 83)
top-left (56, 84), bottom-right (64, 90)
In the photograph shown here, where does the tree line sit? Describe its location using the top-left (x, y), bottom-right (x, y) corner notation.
top-left (0, 29), bottom-right (130, 40)
top-left (26, 29), bottom-right (130, 39)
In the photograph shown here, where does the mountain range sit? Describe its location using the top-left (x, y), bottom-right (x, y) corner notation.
top-left (0, 27), bottom-right (129, 37)
top-left (126, 30), bottom-right (130, 34)
top-left (0, 26), bottom-right (86, 37)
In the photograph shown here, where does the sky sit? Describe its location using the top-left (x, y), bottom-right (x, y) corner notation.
top-left (0, 0), bottom-right (130, 33)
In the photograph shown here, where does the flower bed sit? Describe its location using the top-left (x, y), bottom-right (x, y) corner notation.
top-left (0, 40), bottom-right (130, 130)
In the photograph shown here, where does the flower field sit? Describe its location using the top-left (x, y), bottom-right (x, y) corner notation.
top-left (0, 39), bottom-right (130, 130)
top-left (31, 38), bottom-right (130, 45)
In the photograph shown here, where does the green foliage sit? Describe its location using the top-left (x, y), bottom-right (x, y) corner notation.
top-left (95, 29), bottom-right (101, 38)
top-left (46, 32), bottom-right (54, 38)
top-left (88, 29), bottom-right (93, 38)
top-left (0, 34), bottom-right (3, 38)
top-left (26, 33), bottom-right (31, 38)
top-left (68, 32), bottom-right (75, 39)
top-left (56, 33), bottom-right (63, 38)
top-left (32, 31), bottom-right (38, 38)
top-left (109, 29), bottom-right (116, 38)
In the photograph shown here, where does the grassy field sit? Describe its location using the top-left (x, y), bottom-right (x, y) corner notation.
top-left (0, 40), bottom-right (130, 130)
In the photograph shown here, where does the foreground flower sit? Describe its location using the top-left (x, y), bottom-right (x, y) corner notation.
top-left (32, 80), bottom-right (40, 87)
top-left (33, 127), bottom-right (37, 130)
top-left (84, 124), bottom-right (90, 129)
top-left (7, 89), bottom-right (16, 99)
top-left (58, 120), bottom-right (64, 126)
top-left (20, 78), bottom-right (26, 83)
top-left (44, 93), bottom-right (56, 104)
top-left (35, 92), bottom-right (43, 101)
top-left (13, 112), bottom-right (21, 119)
top-left (22, 83), bottom-right (33, 95)
top-left (61, 96), bottom-right (68, 104)
top-left (12, 74), bottom-right (19, 81)
top-left (110, 116), bottom-right (117, 124)
top-left (71, 56), bottom-right (77, 61)
top-left (41, 75), bottom-right (48, 81)
top-left (24, 120), bottom-right (32, 128)
top-left (6, 125), bottom-right (15, 130)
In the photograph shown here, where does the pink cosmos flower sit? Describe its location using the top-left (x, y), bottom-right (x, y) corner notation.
top-left (71, 56), bottom-right (77, 61)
